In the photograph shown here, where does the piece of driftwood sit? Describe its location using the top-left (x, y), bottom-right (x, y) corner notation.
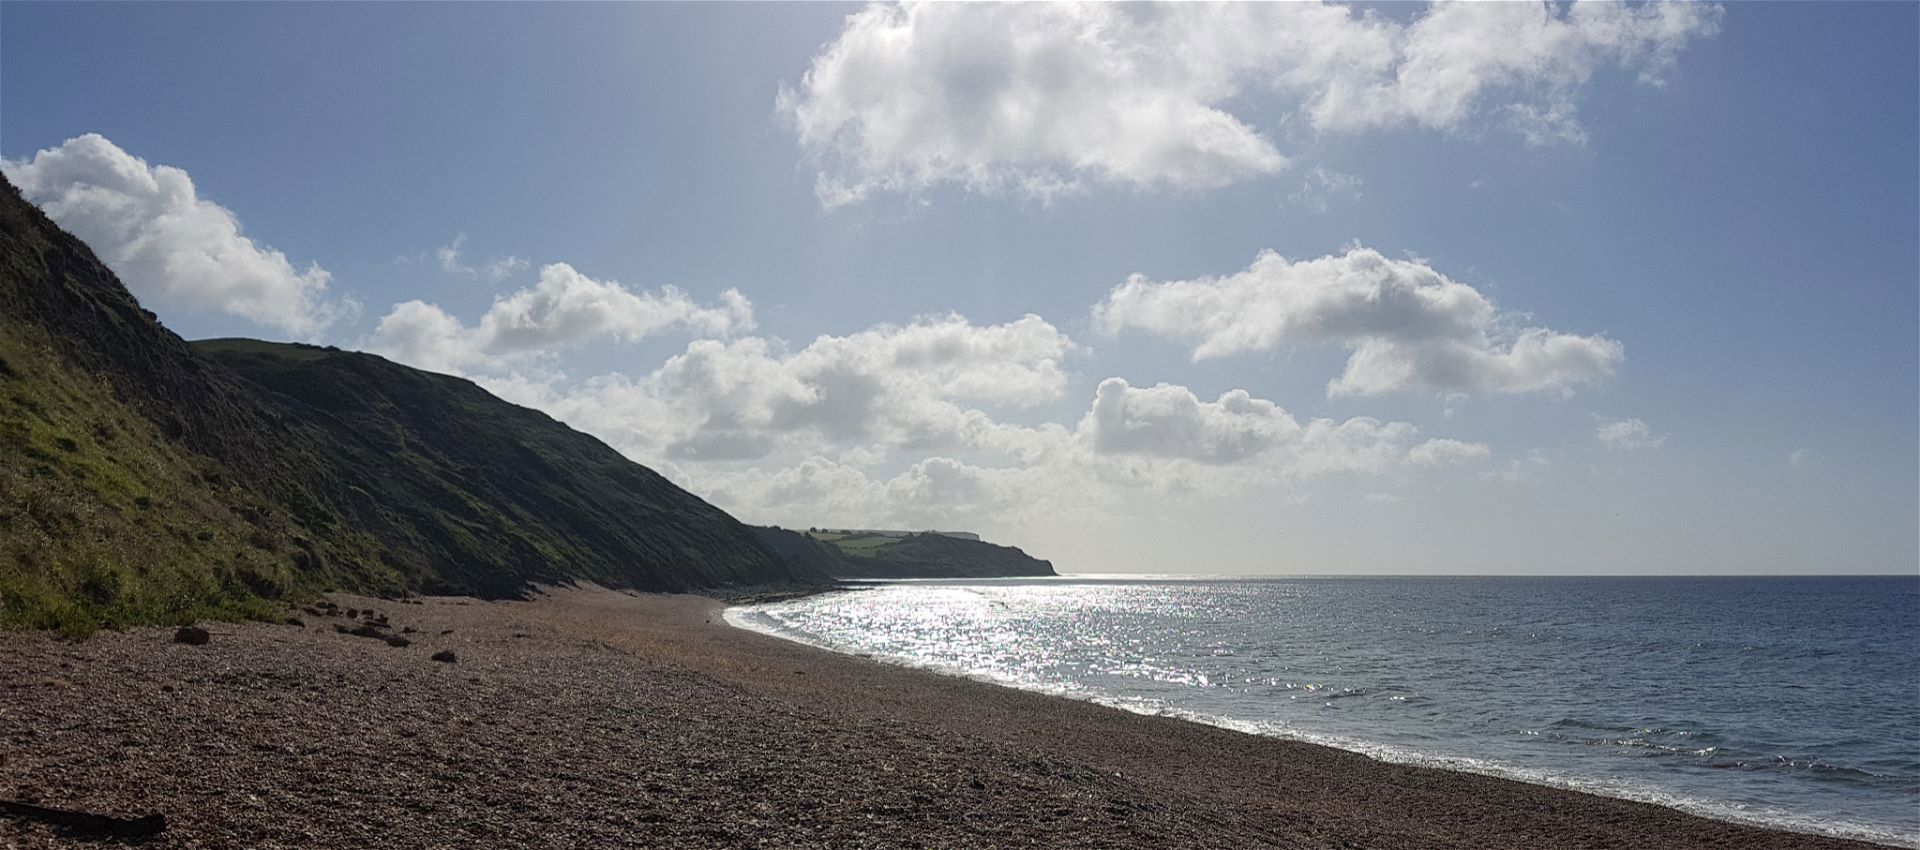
top-left (0, 799), bottom-right (167, 837)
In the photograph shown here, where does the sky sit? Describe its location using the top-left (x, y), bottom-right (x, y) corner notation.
top-left (2, 2), bottom-right (1914, 576)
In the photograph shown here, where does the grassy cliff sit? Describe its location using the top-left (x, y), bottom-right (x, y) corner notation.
top-left (0, 175), bottom-right (817, 633)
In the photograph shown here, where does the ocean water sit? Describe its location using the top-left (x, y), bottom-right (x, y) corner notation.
top-left (727, 576), bottom-right (1920, 846)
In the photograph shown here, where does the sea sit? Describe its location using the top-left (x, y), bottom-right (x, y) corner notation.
top-left (726, 575), bottom-right (1920, 846)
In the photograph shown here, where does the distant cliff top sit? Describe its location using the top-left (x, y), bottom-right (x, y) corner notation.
top-left (753, 527), bottom-right (1054, 580)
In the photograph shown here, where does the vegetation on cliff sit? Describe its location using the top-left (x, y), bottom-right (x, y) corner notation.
top-left (0, 175), bottom-right (815, 633)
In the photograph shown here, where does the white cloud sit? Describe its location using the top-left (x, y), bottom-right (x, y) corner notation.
top-left (1077, 378), bottom-right (1434, 479)
top-left (437, 233), bottom-right (530, 282)
top-left (528, 313), bottom-right (1079, 462)
top-left (781, 1), bottom-right (1720, 206)
top-left (1480, 450), bottom-right (1553, 483)
top-left (1081, 379), bottom-right (1304, 464)
top-left (1788, 448), bottom-right (1811, 467)
top-left (1094, 245), bottom-right (1622, 398)
top-left (367, 262), bottom-right (754, 374)
top-left (1595, 417), bottom-right (1665, 450)
top-left (1409, 438), bottom-right (1492, 467)
top-left (1312, 1), bottom-right (1719, 135)
top-left (2, 133), bottom-right (355, 337)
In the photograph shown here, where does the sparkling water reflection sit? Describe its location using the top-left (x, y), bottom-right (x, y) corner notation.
top-left (729, 576), bottom-right (1920, 846)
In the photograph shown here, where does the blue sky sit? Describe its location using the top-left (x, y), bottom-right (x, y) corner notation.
top-left (4, 2), bottom-right (1914, 575)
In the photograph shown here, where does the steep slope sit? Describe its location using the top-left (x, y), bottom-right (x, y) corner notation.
top-left (0, 174), bottom-right (816, 631)
top-left (0, 176), bottom-right (361, 633)
top-left (752, 526), bottom-right (1055, 579)
top-left (197, 338), bottom-right (808, 596)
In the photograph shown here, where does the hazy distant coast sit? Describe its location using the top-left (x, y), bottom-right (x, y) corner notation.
top-left (0, 586), bottom-right (1896, 849)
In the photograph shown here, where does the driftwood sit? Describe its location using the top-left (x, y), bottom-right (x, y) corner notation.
top-left (0, 799), bottom-right (166, 837)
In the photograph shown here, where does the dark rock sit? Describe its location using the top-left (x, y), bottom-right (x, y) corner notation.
top-left (384, 635), bottom-right (411, 648)
top-left (348, 623), bottom-right (386, 639)
top-left (284, 617), bottom-right (304, 627)
top-left (401, 626), bottom-right (417, 634)
top-left (431, 650), bottom-right (457, 663)
top-left (0, 800), bottom-right (166, 838)
top-left (172, 626), bottom-right (210, 645)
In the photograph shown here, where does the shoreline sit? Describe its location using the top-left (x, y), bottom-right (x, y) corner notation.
top-left (725, 591), bottom-right (1913, 848)
top-left (1, 586), bottom-right (1901, 848)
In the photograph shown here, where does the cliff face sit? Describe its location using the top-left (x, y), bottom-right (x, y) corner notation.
top-left (752, 527), bottom-right (1055, 579)
top-left (0, 175), bottom-right (817, 632)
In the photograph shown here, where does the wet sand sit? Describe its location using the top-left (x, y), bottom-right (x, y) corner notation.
top-left (0, 587), bottom-right (1891, 848)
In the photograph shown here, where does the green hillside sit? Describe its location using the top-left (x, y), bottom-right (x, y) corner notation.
top-left (0, 177), bottom-right (377, 634)
top-left (0, 174), bottom-right (818, 633)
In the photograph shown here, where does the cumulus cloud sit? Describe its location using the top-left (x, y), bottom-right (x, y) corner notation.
top-left (2, 133), bottom-right (354, 337)
top-left (1093, 245), bottom-right (1623, 397)
top-left (1077, 377), bottom-right (1440, 479)
top-left (1596, 417), bottom-right (1665, 450)
top-left (529, 314), bottom-right (1079, 462)
top-left (780, 1), bottom-right (1720, 205)
top-left (367, 262), bottom-right (754, 374)
top-left (437, 233), bottom-right (529, 282)
top-left (1081, 379), bottom-right (1303, 464)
